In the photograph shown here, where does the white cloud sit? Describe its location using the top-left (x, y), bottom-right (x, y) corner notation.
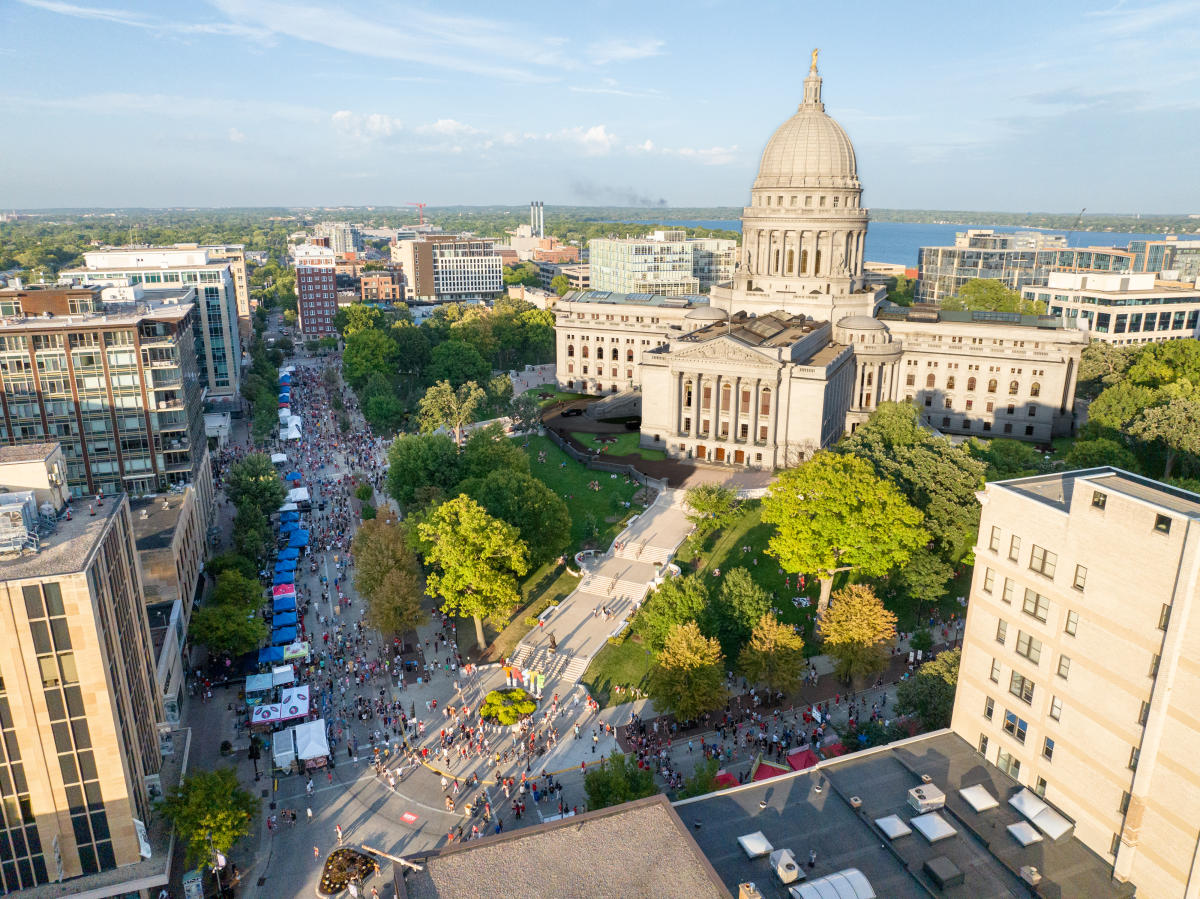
top-left (586, 37), bottom-right (665, 65)
top-left (228, 127), bottom-right (246, 143)
top-left (331, 110), bottom-right (403, 142)
top-left (559, 124), bottom-right (619, 155)
top-left (668, 145), bottom-right (740, 165)
top-left (630, 139), bottom-right (655, 152)
top-left (15, 0), bottom-right (147, 28)
top-left (14, 0), bottom-right (270, 39)
top-left (415, 118), bottom-right (481, 137)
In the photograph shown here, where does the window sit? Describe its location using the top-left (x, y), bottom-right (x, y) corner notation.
top-left (1064, 610), bottom-right (1079, 636)
top-left (1009, 535), bottom-right (1021, 561)
top-left (1149, 653), bottom-right (1160, 677)
top-left (926, 373), bottom-right (935, 388)
top-left (978, 733), bottom-right (989, 755)
top-left (946, 376), bottom-right (956, 390)
top-left (1029, 545), bottom-right (1057, 577)
top-left (1137, 701), bottom-right (1150, 726)
top-left (989, 526), bottom-right (1001, 552)
top-left (1015, 631), bottom-right (1042, 664)
top-left (1009, 671), bottom-right (1035, 704)
top-left (987, 379), bottom-right (997, 393)
top-left (995, 619), bottom-right (1008, 645)
top-left (1002, 578), bottom-right (1014, 604)
top-left (1009, 380), bottom-right (1019, 395)
top-left (1072, 565), bottom-right (1087, 591)
top-left (1155, 514), bottom-right (1172, 534)
top-left (1043, 736), bottom-right (1055, 760)
top-left (982, 568), bottom-right (995, 593)
top-left (1030, 382), bottom-right (1041, 397)
top-left (1050, 695), bottom-right (1062, 721)
top-left (1022, 589), bottom-right (1049, 623)
top-left (997, 749), bottom-right (1021, 779)
top-left (1091, 491), bottom-right (1107, 510)
top-left (1003, 710), bottom-right (1028, 743)
top-left (1110, 833), bottom-right (1121, 857)
top-left (1119, 791), bottom-right (1131, 815)
top-left (1128, 746), bottom-right (1140, 771)
top-left (1057, 655), bottom-right (1071, 679)
top-left (984, 696), bottom-right (995, 720)
top-left (906, 373), bottom-right (915, 387)
top-left (990, 658), bottom-right (1001, 683)
top-left (967, 377), bottom-right (976, 390)
top-left (1158, 603), bottom-right (1171, 630)
top-left (1035, 776), bottom-right (1048, 797)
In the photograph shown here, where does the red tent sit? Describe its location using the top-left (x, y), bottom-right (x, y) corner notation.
top-left (752, 761), bottom-right (789, 783)
top-left (787, 748), bottom-right (819, 771)
top-left (822, 742), bottom-right (847, 758)
top-left (273, 584), bottom-right (297, 597)
top-left (713, 771), bottom-right (739, 789)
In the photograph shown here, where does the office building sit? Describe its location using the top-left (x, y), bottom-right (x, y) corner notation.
top-left (952, 468), bottom-right (1200, 895)
top-left (0, 493), bottom-right (167, 891)
top-left (537, 262), bottom-right (589, 292)
top-left (313, 222), bottom-right (361, 256)
top-left (360, 270), bottom-right (406, 303)
top-left (196, 244), bottom-right (252, 342)
top-left (1025, 271), bottom-right (1200, 345)
top-left (916, 230), bottom-right (1134, 305)
top-left (588, 231), bottom-right (701, 296)
top-left (390, 236), bottom-right (503, 302)
top-left (556, 55), bottom-right (1086, 468)
top-left (294, 244), bottom-right (338, 336)
top-left (60, 247), bottom-right (243, 398)
top-left (0, 285), bottom-right (212, 502)
top-left (689, 237), bottom-right (737, 291)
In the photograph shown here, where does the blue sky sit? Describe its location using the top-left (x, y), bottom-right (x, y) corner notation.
top-left (2, 0), bottom-right (1199, 211)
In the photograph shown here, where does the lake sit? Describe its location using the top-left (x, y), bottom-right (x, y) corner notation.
top-left (610, 219), bottom-right (1164, 267)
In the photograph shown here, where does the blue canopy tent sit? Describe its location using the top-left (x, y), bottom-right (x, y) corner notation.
top-left (258, 646), bottom-right (285, 664)
top-left (288, 530), bottom-right (310, 548)
top-left (271, 626), bottom-right (298, 645)
top-left (284, 471), bottom-right (302, 482)
top-left (277, 546), bottom-right (299, 560)
top-left (273, 611), bottom-right (298, 627)
top-left (274, 560), bottom-right (296, 573)
top-left (279, 373), bottom-right (292, 383)
top-left (279, 521), bottom-right (299, 534)
top-left (272, 572), bottom-right (295, 586)
top-left (272, 595), bottom-right (297, 612)
top-left (279, 511), bottom-right (300, 522)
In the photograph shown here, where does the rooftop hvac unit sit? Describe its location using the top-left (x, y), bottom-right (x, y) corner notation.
top-left (908, 784), bottom-right (946, 813)
top-left (770, 849), bottom-right (803, 885)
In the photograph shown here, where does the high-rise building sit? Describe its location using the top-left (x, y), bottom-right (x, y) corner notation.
top-left (589, 231), bottom-right (701, 296)
top-left (0, 492), bottom-right (165, 890)
top-left (916, 230), bottom-right (1134, 305)
top-left (1128, 238), bottom-right (1200, 282)
top-left (294, 244), bottom-right (338, 336)
top-left (688, 237), bottom-right (737, 291)
top-left (314, 222), bottom-right (361, 256)
top-left (1024, 271), bottom-right (1200, 345)
top-left (0, 285), bottom-right (212, 502)
top-left (952, 467), bottom-right (1200, 894)
top-left (60, 246), bottom-right (243, 398)
top-left (195, 244), bottom-right (252, 341)
top-left (390, 236), bottom-right (503, 302)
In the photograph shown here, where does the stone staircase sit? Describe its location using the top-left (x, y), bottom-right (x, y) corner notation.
top-left (614, 541), bottom-right (673, 565)
top-left (505, 646), bottom-right (589, 686)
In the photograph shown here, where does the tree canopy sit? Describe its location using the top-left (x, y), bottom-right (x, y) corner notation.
top-left (683, 483), bottom-right (738, 541)
top-left (635, 573), bottom-right (710, 651)
top-left (738, 614), bottom-right (806, 695)
top-left (818, 584), bottom-right (897, 684)
top-left (895, 649), bottom-right (960, 731)
top-left (706, 567), bottom-right (770, 662)
top-left (468, 468), bottom-right (570, 568)
top-left (648, 622), bottom-right (728, 723)
top-left (417, 380), bottom-right (486, 445)
top-left (352, 517), bottom-right (427, 637)
top-left (427, 340), bottom-right (491, 388)
top-left (585, 750), bottom-right (658, 811)
top-left (342, 328), bottom-right (399, 390)
top-left (386, 432), bottom-right (461, 507)
top-left (159, 768), bottom-right (258, 867)
top-left (225, 453), bottom-right (286, 515)
top-left (941, 278), bottom-right (1046, 314)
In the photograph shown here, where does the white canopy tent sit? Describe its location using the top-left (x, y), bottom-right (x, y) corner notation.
top-left (277, 502), bottom-right (299, 513)
top-left (286, 487), bottom-right (310, 504)
top-left (270, 452), bottom-right (288, 465)
top-left (294, 719), bottom-right (330, 762)
top-left (285, 426), bottom-right (302, 441)
top-left (271, 664), bottom-right (295, 686)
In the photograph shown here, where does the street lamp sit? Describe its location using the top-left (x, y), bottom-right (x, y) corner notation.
top-left (206, 829), bottom-right (227, 899)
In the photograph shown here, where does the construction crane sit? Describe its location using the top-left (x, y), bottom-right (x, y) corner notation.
top-left (1067, 207), bottom-right (1086, 246)
top-left (406, 202), bottom-right (427, 226)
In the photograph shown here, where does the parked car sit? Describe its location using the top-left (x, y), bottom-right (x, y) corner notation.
top-left (561, 408), bottom-right (584, 417)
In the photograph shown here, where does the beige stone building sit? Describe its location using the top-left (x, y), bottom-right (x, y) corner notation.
top-left (952, 468), bottom-right (1200, 896)
top-left (552, 53), bottom-right (1087, 468)
top-left (130, 486), bottom-right (206, 621)
top-left (0, 494), bottom-right (164, 890)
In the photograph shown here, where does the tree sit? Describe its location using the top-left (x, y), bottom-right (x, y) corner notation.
top-left (550, 274), bottom-right (571, 296)
top-left (1129, 394), bottom-right (1200, 479)
top-left (818, 584), bottom-right (898, 685)
top-left (386, 432), bottom-right (461, 507)
top-left (707, 568), bottom-right (770, 661)
top-left (1064, 437), bottom-right (1140, 472)
top-left (469, 468), bottom-right (570, 567)
top-left (486, 373), bottom-right (514, 410)
top-left (895, 650), bottom-right (960, 731)
top-left (460, 423), bottom-right (530, 481)
top-left (418, 496), bottom-right (530, 649)
top-left (966, 437), bottom-right (1050, 481)
top-left (502, 262), bottom-right (541, 287)
top-left (648, 622), bottom-right (728, 722)
top-left (225, 454), bottom-right (286, 515)
top-left (508, 392), bottom-right (543, 432)
top-left (585, 750), bottom-right (658, 811)
top-left (683, 483), bottom-right (738, 540)
top-left (206, 551), bottom-right (257, 581)
top-left (427, 340), bottom-right (490, 388)
top-left (1086, 382), bottom-right (1160, 432)
top-left (343, 328), bottom-right (399, 390)
top-left (189, 600), bottom-right (267, 659)
top-left (363, 386), bottom-right (406, 434)
top-left (333, 303), bottom-right (383, 337)
top-left (232, 506), bottom-right (273, 561)
top-left (635, 573), bottom-right (710, 651)
top-left (352, 518), bottom-right (428, 637)
top-left (392, 322), bottom-right (431, 376)
top-left (887, 273), bottom-right (914, 306)
top-left (894, 546), bottom-right (955, 608)
top-left (941, 278), bottom-right (1046, 314)
top-left (677, 757), bottom-right (721, 799)
top-left (480, 688), bottom-right (538, 725)
top-left (1078, 342), bottom-right (1135, 400)
top-left (158, 768), bottom-right (257, 867)
top-left (761, 452), bottom-right (927, 614)
top-left (210, 570), bottom-right (260, 608)
top-left (417, 380), bottom-right (486, 446)
top-left (738, 614), bottom-right (805, 695)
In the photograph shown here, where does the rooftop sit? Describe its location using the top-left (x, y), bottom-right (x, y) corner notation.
top-left (396, 795), bottom-right (729, 899)
top-left (0, 442), bottom-right (59, 464)
top-left (679, 730), bottom-right (1131, 899)
top-left (562, 289), bottom-right (709, 308)
top-left (0, 494), bottom-right (123, 580)
top-left (999, 467), bottom-right (1200, 518)
top-left (877, 304), bottom-right (1067, 330)
top-left (684, 310), bottom-right (824, 349)
top-left (130, 490), bottom-right (190, 551)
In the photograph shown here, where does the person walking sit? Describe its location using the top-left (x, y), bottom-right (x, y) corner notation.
top-left (335, 824), bottom-right (343, 846)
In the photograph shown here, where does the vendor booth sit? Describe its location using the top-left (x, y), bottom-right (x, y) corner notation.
top-left (273, 718), bottom-right (330, 773)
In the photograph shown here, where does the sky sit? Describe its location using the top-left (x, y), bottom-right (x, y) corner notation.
top-left (2, 0), bottom-right (1199, 212)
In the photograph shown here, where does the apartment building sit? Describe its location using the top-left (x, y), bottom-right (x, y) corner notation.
top-left (360, 269), bottom-right (405, 303)
top-left (0, 494), bottom-right (165, 891)
top-left (688, 237), bottom-right (737, 290)
top-left (314, 221), bottom-right (361, 256)
top-left (196, 244), bottom-right (252, 341)
top-left (0, 285), bottom-right (212, 503)
top-left (390, 235), bottom-right (503, 302)
top-left (60, 247), bottom-right (242, 398)
top-left (537, 261), bottom-right (590, 292)
top-left (952, 468), bottom-right (1200, 895)
top-left (294, 244), bottom-right (338, 336)
top-left (1024, 271), bottom-right (1200, 345)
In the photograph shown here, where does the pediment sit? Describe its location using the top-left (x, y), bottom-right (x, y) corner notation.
top-left (668, 338), bottom-right (774, 366)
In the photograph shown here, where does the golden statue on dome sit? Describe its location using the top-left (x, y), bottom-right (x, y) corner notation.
top-left (810, 48), bottom-right (819, 72)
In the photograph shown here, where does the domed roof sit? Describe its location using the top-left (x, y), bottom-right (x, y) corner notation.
top-left (753, 61), bottom-right (858, 190)
top-left (837, 314), bottom-right (885, 330)
top-left (686, 306), bottom-right (729, 321)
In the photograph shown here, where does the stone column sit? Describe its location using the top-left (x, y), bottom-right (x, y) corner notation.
top-left (733, 375), bottom-right (742, 442)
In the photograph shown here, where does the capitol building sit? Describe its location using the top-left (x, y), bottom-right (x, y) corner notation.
top-left (553, 55), bottom-right (1088, 469)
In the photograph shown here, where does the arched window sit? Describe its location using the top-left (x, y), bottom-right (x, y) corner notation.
top-left (800, 249), bottom-right (809, 274)
top-left (567, 344), bottom-right (574, 357)
top-left (1030, 382), bottom-right (1041, 397)
top-left (1009, 380), bottom-right (1019, 395)
top-left (760, 388), bottom-right (771, 415)
top-left (774, 249), bottom-right (780, 272)
top-left (946, 376), bottom-right (956, 390)
top-left (786, 249), bottom-right (794, 274)
top-left (814, 250), bottom-right (822, 274)
top-left (721, 383), bottom-right (731, 411)
top-left (926, 374), bottom-right (936, 388)
top-left (581, 345), bottom-right (589, 358)
top-left (967, 377), bottom-right (976, 391)
top-left (987, 379), bottom-right (997, 393)
top-left (626, 349), bottom-right (633, 362)
top-left (611, 347), bottom-right (619, 360)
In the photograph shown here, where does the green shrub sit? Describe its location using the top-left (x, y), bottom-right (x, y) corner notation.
top-left (360, 504), bottom-right (376, 521)
top-left (479, 688), bottom-right (537, 726)
top-left (355, 484), bottom-right (373, 502)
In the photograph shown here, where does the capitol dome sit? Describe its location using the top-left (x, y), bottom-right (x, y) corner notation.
top-left (753, 57), bottom-right (859, 190)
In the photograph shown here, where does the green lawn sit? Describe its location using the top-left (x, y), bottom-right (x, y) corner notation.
top-left (581, 637), bottom-right (655, 707)
top-left (523, 384), bottom-right (592, 407)
top-left (570, 431), bottom-right (667, 461)
top-left (514, 434), bottom-right (642, 550)
top-left (460, 563), bottom-right (583, 662)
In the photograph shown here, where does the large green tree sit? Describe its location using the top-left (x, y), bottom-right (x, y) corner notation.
top-left (189, 599), bottom-right (267, 660)
top-left (427, 339), bottom-right (490, 388)
top-left (392, 322), bottom-right (432, 376)
top-left (738, 614), bottom-right (805, 695)
top-left (635, 573), bottom-right (710, 651)
top-left (459, 423), bottom-right (531, 481)
top-left (648, 622), bottom-right (728, 723)
top-left (333, 303), bottom-right (383, 337)
top-left (941, 278), bottom-right (1046, 314)
top-left (1129, 394), bottom-right (1200, 479)
top-left (342, 328), bottom-right (399, 390)
top-left (818, 584), bottom-right (898, 685)
top-left (707, 567), bottom-right (770, 662)
top-left (418, 496), bottom-right (530, 649)
top-left (468, 468), bottom-right (570, 568)
top-left (895, 649), bottom-right (960, 731)
top-left (417, 380), bottom-right (486, 446)
top-left (762, 452), bottom-right (927, 614)
top-left (158, 768), bottom-right (258, 867)
top-left (1064, 437), bottom-right (1141, 472)
top-left (683, 483), bottom-right (739, 541)
top-left (225, 453), bottom-right (286, 515)
top-left (386, 432), bottom-right (461, 507)
top-left (584, 750), bottom-right (658, 811)
top-left (352, 517), bottom-right (428, 637)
